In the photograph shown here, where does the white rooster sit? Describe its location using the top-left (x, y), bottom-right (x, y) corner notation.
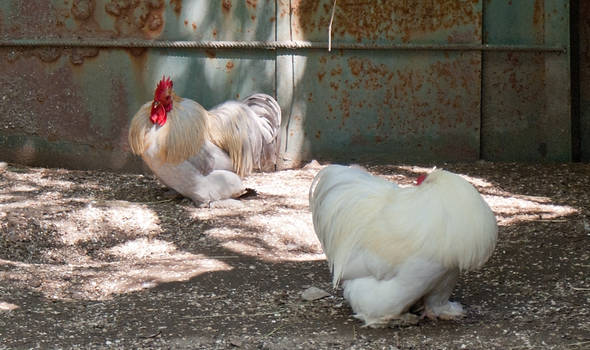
top-left (128, 76), bottom-right (281, 206)
top-left (309, 165), bottom-right (497, 327)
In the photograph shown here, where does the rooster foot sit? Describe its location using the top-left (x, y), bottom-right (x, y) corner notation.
top-left (423, 301), bottom-right (465, 320)
top-left (235, 188), bottom-right (258, 199)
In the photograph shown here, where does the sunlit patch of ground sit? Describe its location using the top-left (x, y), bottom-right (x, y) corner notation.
top-left (0, 162), bottom-right (586, 302)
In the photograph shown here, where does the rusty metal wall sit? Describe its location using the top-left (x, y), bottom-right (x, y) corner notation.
top-left (0, 1), bottom-right (575, 171)
top-left (481, 0), bottom-right (571, 161)
top-left (580, 0), bottom-right (590, 162)
top-left (278, 0), bottom-right (483, 166)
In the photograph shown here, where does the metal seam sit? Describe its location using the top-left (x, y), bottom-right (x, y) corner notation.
top-left (0, 39), bottom-right (567, 53)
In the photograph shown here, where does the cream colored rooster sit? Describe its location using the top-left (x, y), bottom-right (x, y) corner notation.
top-left (129, 77), bottom-right (281, 205)
top-left (309, 165), bottom-right (497, 327)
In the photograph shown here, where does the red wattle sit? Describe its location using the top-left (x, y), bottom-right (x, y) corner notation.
top-left (150, 103), bottom-right (167, 126)
top-left (416, 174), bottom-right (427, 186)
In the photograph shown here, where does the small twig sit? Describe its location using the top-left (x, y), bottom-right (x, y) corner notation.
top-left (262, 325), bottom-right (284, 339)
top-left (531, 219), bottom-right (567, 223)
top-left (328, 0), bottom-right (338, 51)
top-left (572, 287), bottom-right (590, 291)
top-left (138, 330), bottom-right (161, 339)
top-left (207, 255), bottom-right (240, 259)
top-left (567, 340), bottom-right (590, 348)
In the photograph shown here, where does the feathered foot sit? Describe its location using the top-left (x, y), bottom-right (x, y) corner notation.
top-left (424, 301), bottom-right (465, 320)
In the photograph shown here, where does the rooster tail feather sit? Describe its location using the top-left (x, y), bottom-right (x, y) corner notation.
top-left (207, 105), bottom-right (254, 177)
top-left (242, 93), bottom-right (282, 172)
top-left (208, 94), bottom-right (282, 177)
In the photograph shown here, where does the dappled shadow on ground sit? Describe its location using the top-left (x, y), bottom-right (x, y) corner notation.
top-left (1, 161), bottom-right (589, 349)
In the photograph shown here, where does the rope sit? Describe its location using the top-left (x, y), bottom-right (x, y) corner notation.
top-left (328, 0), bottom-right (338, 52)
top-left (0, 38), bottom-right (567, 53)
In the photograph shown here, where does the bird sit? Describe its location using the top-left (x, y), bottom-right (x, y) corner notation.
top-left (309, 165), bottom-right (497, 327)
top-left (128, 76), bottom-right (281, 206)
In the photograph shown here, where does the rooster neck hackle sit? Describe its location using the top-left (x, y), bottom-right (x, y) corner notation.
top-left (129, 98), bottom-right (209, 165)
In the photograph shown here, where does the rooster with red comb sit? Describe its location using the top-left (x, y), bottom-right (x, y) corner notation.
top-left (129, 76), bottom-right (281, 206)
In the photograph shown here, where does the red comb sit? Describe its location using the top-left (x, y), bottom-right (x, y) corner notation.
top-left (154, 76), bottom-right (173, 99)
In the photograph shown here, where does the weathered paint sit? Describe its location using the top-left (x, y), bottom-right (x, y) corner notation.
top-left (279, 50), bottom-right (481, 164)
top-left (481, 0), bottom-right (570, 161)
top-left (284, 0), bottom-right (482, 43)
top-left (277, 0), bottom-right (484, 166)
top-left (580, 0), bottom-right (590, 161)
top-left (0, 0), bottom-right (576, 171)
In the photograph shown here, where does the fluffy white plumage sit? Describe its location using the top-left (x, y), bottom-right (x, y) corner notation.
top-left (309, 165), bottom-right (498, 327)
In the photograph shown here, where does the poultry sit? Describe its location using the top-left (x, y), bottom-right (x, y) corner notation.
top-left (128, 76), bottom-right (281, 206)
top-left (309, 165), bottom-right (497, 327)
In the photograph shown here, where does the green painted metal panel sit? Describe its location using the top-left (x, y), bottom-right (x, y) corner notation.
top-left (0, 0), bottom-right (575, 170)
top-left (278, 50), bottom-right (482, 164)
top-left (481, 0), bottom-right (571, 161)
top-left (277, 0), bottom-right (483, 166)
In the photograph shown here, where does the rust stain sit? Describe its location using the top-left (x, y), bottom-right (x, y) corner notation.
top-left (205, 49), bottom-right (216, 58)
top-left (184, 19), bottom-right (188, 26)
top-left (103, 0), bottom-right (166, 38)
top-left (291, 0), bottom-right (481, 43)
top-left (226, 61), bottom-right (235, 71)
top-left (533, 0), bottom-right (543, 26)
top-left (330, 67), bottom-right (342, 76)
top-left (70, 47), bottom-right (99, 65)
top-left (315, 130), bottom-right (321, 139)
top-left (246, 0), bottom-right (258, 9)
top-left (71, 0), bottom-right (94, 20)
top-left (169, 0), bottom-right (182, 15)
top-left (317, 72), bottom-right (326, 82)
top-left (222, 0), bottom-right (232, 13)
top-left (192, 22), bottom-right (197, 30)
top-left (148, 0), bottom-right (164, 9)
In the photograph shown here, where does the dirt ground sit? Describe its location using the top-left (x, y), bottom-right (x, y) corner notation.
top-left (0, 160), bottom-right (589, 349)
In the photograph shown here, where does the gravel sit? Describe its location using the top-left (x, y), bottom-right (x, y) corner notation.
top-left (1, 160), bottom-right (589, 349)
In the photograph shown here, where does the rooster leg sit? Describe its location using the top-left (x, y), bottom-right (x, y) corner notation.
top-left (342, 258), bottom-right (447, 328)
top-left (422, 268), bottom-right (464, 320)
